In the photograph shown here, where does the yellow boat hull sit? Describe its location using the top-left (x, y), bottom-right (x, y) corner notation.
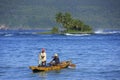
top-left (29, 61), bottom-right (72, 72)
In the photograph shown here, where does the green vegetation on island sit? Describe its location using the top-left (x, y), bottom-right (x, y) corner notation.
top-left (39, 12), bottom-right (93, 34)
top-left (51, 27), bottom-right (59, 34)
top-left (53, 12), bottom-right (92, 34)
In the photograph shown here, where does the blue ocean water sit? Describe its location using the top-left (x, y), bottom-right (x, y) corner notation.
top-left (0, 30), bottom-right (120, 80)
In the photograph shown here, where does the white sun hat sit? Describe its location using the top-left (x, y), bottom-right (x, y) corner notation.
top-left (54, 53), bottom-right (58, 56)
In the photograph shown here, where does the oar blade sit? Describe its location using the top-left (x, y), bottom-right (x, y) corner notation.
top-left (69, 64), bottom-right (76, 68)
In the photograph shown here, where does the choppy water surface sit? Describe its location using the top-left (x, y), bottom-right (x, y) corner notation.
top-left (0, 30), bottom-right (120, 80)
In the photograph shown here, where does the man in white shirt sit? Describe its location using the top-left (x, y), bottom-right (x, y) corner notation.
top-left (39, 48), bottom-right (46, 66)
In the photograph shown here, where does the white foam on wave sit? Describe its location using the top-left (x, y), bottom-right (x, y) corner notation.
top-left (4, 34), bottom-right (13, 36)
top-left (94, 30), bottom-right (120, 34)
top-left (65, 33), bottom-right (90, 36)
top-left (94, 30), bottom-right (104, 34)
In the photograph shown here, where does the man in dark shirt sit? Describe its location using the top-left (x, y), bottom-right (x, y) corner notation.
top-left (50, 53), bottom-right (60, 66)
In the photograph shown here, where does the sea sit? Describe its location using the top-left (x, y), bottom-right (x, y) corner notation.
top-left (0, 30), bottom-right (120, 80)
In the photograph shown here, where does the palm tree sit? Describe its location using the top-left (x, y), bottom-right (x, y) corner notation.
top-left (55, 12), bottom-right (63, 24)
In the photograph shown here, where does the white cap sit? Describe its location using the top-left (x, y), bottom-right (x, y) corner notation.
top-left (54, 53), bottom-right (58, 56)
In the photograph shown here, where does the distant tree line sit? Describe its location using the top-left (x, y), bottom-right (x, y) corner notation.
top-left (54, 12), bottom-right (92, 33)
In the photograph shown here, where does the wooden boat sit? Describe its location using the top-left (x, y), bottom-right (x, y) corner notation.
top-left (29, 61), bottom-right (76, 72)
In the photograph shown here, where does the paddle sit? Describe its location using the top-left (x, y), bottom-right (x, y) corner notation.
top-left (67, 60), bottom-right (76, 68)
top-left (69, 64), bottom-right (76, 68)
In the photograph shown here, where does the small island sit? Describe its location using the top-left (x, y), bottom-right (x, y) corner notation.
top-left (40, 12), bottom-right (93, 34)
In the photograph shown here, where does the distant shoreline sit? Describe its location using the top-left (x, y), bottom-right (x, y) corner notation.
top-left (1, 29), bottom-right (120, 35)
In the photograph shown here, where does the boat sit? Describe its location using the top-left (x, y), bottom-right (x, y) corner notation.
top-left (29, 61), bottom-right (76, 72)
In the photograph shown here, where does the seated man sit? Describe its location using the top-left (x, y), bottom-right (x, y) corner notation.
top-left (50, 53), bottom-right (60, 66)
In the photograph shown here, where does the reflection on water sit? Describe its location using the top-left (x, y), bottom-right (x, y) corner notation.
top-left (38, 72), bottom-right (47, 80)
top-left (34, 70), bottom-right (61, 80)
